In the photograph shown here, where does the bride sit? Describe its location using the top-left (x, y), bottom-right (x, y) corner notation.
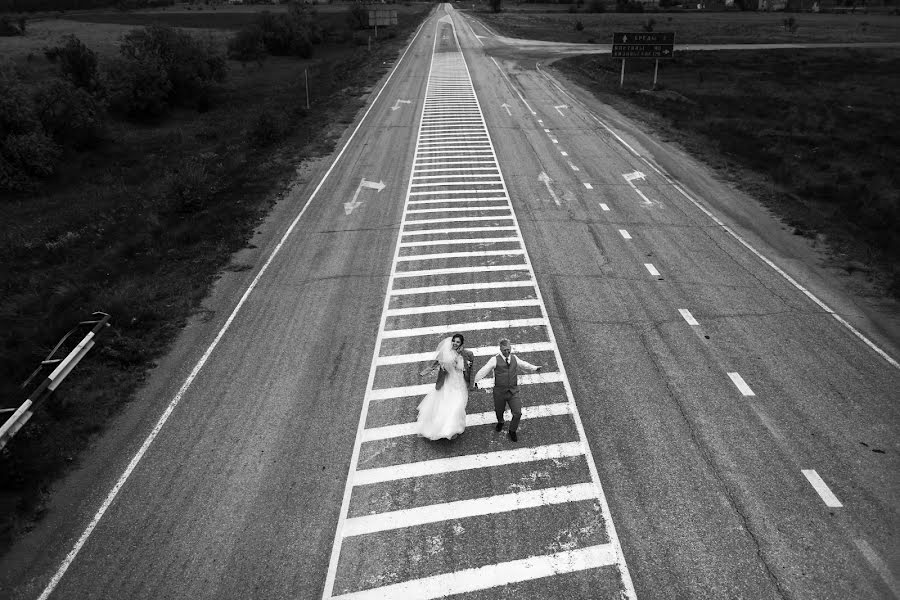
top-left (416, 335), bottom-right (469, 440)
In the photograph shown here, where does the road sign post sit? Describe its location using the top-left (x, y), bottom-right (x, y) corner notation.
top-left (611, 32), bottom-right (675, 89)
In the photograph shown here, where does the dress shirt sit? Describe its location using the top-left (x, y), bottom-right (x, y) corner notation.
top-left (474, 354), bottom-right (540, 383)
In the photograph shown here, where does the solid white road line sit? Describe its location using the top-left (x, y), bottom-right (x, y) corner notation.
top-left (619, 229), bottom-right (632, 240)
top-left (354, 441), bottom-right (585, 486)
top-left (395, 249), bottom-right (524, 261)
top-left (679, 308), bottom-right (699, 326)
top-left (399, 235), bottom-right (518, 246)
top-left (368, 371), bottom-right (564, 401)
top-left (342, 483), bottom-right (596, 537)
top-left (380, 317), bottom-right (547, 338)
top-left (727, 372), bottom-right (755, 397)
top-left (400, 225), bottom-right (517, 236)
top-left (376, 341), bottom-right (553, 366)
top-left (407, 197), bottom-right (509, 205)
top-left (392, 264), bottom-right (530, 279)
top-left (644, 263), bottom-right (660, 277)
top-left (389, 280), bottom-right (533, 296)
top-left (385, 298), bottom-right (540, 317)
top-left (801, 469), bottom-right (843, 508)
top-left (853, 539), bottom-right (900, 597)
top-left (584, 183), bottom-right (593, 189)
top-left (331, 544), bottom-right (617, 600)
top-left (361, 402), bottom-right (571, 442)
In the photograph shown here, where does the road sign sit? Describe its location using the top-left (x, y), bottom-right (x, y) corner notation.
top-left (368, 9), bottom-right (398, 26)
top-left (612, 31), bottom-right (675, 59)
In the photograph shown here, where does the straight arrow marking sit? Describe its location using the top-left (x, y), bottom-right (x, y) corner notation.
top-left (538, 172), bottom-right (561, 207)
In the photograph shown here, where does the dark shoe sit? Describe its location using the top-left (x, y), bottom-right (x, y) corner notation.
top-left (495, 422), bottom-right (503, 432)
top-left (509, 431), bottom-right (518, 442)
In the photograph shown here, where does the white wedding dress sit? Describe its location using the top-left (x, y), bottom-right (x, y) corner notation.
top-left (416, 337), bottom-right (469, 440)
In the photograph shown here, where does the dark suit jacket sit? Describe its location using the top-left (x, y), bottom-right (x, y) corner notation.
top-left (434, 348), bottom-right (475, 390)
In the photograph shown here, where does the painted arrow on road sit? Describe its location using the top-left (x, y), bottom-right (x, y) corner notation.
top-left (554, 105), bottom-right (569, 116)
top-left (538, 172), bottom-right (561, 207)
top-left (391, 99), bottom-right (411, 111)
top-left (501, 103), bottom-right (511, 116)
top-left (344, 178), bottom-right (386, 215)
top-left (622, 171), bottom-right (653, 205)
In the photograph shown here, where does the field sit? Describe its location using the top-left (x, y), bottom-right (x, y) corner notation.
top-left (477, 5), bottom-right (900, 295)
top-left (0, 1), bottom-right (432, 555)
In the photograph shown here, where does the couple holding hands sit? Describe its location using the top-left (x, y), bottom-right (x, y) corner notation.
top-left (417, 334), bottom-right (542, 443)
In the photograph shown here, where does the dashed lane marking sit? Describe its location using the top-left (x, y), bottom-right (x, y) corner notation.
top-left (802, 469), bottom-right (843, 508)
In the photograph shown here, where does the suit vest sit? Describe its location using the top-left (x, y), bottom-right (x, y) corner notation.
top-left (493, 354), bottom-right (518, 394)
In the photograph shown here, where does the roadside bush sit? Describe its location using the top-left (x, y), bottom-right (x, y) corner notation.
top-left (643, 17), bottom-right (655, 31)
top-left (783, 17), bottom-right (798, 33)
top-left (574, 19), bottom-right (584, 31)
top-left (164, 155), bottom-right (218, 213)
top-left (587, 0), bottom-right (606, 12)
top-left (105, 54), bottom-right (171, 119)
top-left (32, 79), bottom-right (105, 149)
top-left (250, 9), bottom-right (317, 57)
top-left (108, 25), bottom-right (226, 117)
top-left (247, 108), bottom-right (288, 148)
top-left (490, 0), bottom-right (503, 12)
top-left (43, 35), bottom-right (103, 96)
top-left (616, 0), bottom-right (644, 12)
top-left (1, 130), bottom-right (62, 190)
top-left (0, 15), bottom-right (25, 36)
top-left (346, 3), bottom-right (368, 30)
top-left (228, 26), bottom-right (267, 63)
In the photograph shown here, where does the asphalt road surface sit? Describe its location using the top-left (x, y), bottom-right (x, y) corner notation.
top-left (2, 4), bottom-right (898, 600)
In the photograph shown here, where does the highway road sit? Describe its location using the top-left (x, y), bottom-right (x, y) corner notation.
top-left (2, 4), bottom-right (898, 599)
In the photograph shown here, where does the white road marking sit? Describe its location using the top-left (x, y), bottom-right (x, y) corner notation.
top-left (389, 280), bottom-right (534, 297)
top-left (400, 225), bottom-right (517, 236)
top-left (801, 470), bottom-right (843, 507)
top-left (354, 441), bottom-right (584, 486)
top-left (380, 317), bottom-right (547, 338)
top-left (407, 197), bottom-right (508, 206)
top-left (399, 236), bottom-right (518, 247)
top-left (392, 265), bottom-right (530, 279)
top-left (853, 539), bottom-right (900, 597)
top-left (561, 151), bottom-right (568, 157)
top-left (727, 372), bottom-right (755, 396)
top-left (325, 17), bottom-right (635, 599)
top-left (552, 138), bottom-right (559, 144)
top-left (599, 203), bottom-right (610, 211)
top-left (362, 402), bottom-right (571, 442)
top-left (375, 341), bottom-right (553, 367)
top-left (369, 371), bottom-right (564, 401)
top-left (385, 298), bottom-right (540, 317)
top-left (678, 308), bottom-right (699, 326)
top-left (342, 483), bottom-right (596, 537)
top-left (644, 263), bottom-right (660, 277)
top-left (33, 17), bottom-right (436, 600)
top-left (619, 229), bottom-right (632, 240)
top-left (395, 249), bottom-right (524, 262)
top-left (330, 544), bottom-right (617, 600)
top-left (584, 183), bottom-right (593, 189)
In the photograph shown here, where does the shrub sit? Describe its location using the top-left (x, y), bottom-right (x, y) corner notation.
top-left (105, 55), bottom-right (171, 119)
top-left (108, 25), bottom-right (226, 116)
top-left (32, 79), bottom-right (105, 149)
top-left (346, 3), bottom-right (368, 30)
top-left (643, 17), bottom-right (655, 31)
top-left (783, 17), bottom-right (798, 33)
top-left (490, 0), bottom-right (503, 12)
top-left (1, 131), bottom-right (62, 192)
top-left (44, 35), bottom-right (104, 96)
top-left (0, 15), bottom-right (25, 36)
top-left (587, 0), bottom-right (605, 12)
top-left (164, 155), bottom-right (217, 213)
top-left (251, 9), bottom-right (315, 58)
top-left (247, 108), bottom-right (288, 148)
top-left (228, 26), bottom-right (267, 63)
top-left (574, 19), bottom-right (584, 31)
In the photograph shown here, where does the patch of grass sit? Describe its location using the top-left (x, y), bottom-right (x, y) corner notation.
top-left (476, 9), bottom-right (900, 44)
top-left (553, 48), bottom-right (900, 295)
top-left (0, 4), bottom-right (430, 555)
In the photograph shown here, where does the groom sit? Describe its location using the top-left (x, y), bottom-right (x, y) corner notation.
top-left (434, 333), bottom-right (476, 391)
top-left (473, 338), bottom-right (542, 442)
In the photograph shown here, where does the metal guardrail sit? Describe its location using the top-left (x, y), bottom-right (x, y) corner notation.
top-left (0, 312), bottom-right (111, 451)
